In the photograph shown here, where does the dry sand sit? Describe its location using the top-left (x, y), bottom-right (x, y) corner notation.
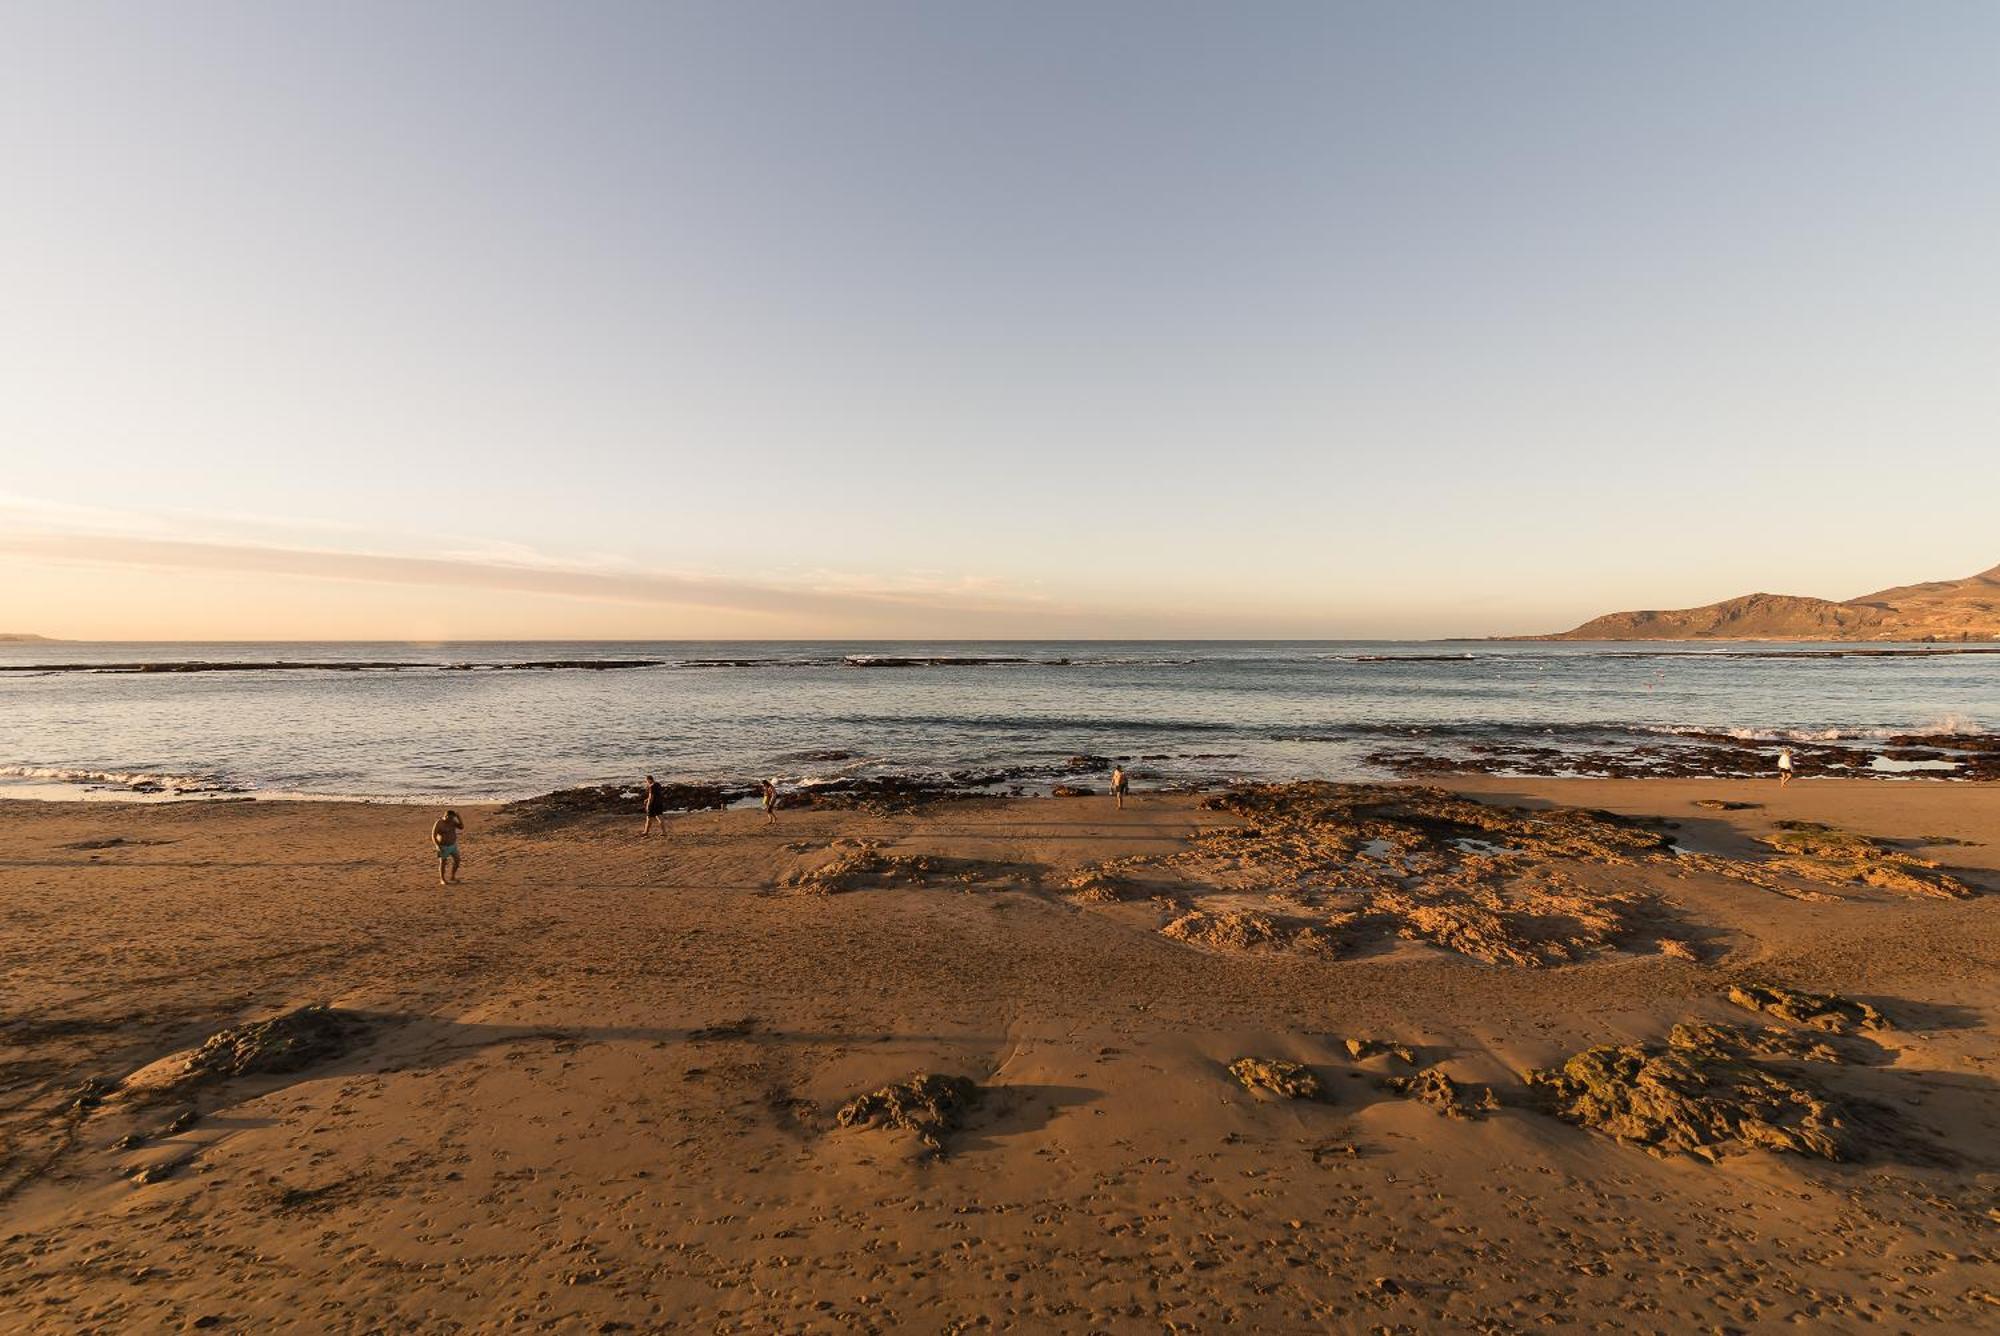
top-left (2, 779), bottom-right (1996, 1332)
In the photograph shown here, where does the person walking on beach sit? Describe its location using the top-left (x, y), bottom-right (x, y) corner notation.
top-left (641, 774), bottom-right (668, 836)
top-left (432, 810), bottom-right (463, 885)
top-left (761, 777), bottom-right (779, 823)
top-left (1110, 764), bottom-right (1130, 811)
top-left (1777, 746), bottom-right (1795, 786)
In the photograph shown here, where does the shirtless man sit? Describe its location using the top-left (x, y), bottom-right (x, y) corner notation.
top-left (761, 778), bottom-right (779, 823)
top-left (1110, 764), bottom-right (1130, 811)
top-left (432, 810), bottom-right (464, 885)
top-left (641, 774), bottom-right (667, 836)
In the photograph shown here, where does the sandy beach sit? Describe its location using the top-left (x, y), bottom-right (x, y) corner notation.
top-left (2, 778), bottom-right (1996, 1332)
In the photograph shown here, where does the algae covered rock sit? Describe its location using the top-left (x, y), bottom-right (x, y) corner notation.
top-left (1761, 821), bottom-right (1976, 899)
top-left (1385, 1068), bottom-right (1498, 1120)
top-left (1725, 984), bottom-right (1888, 1034)
top-left (1525, 1041), bottom-right (1853, 1161)
top-left (835, 1074), bottom-right (981, 1154)
top-left (1227, 1057), bottom-right (1324, 1101)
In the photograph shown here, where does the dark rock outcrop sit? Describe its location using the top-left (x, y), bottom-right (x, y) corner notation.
top-left (835, 1074), bottom-right (981, 1154)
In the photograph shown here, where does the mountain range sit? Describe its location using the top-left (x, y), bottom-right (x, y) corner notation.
top-left (1532, 562), bottom-right (2000, 641)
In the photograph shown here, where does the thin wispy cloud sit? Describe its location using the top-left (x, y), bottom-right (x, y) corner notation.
top-left (0, 495), bottom-right (1079, 627)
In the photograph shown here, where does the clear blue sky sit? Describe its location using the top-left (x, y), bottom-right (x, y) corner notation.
top-left (3, 2), bottom-right (1996, 638)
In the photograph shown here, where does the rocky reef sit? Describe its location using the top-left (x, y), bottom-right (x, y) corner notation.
top-left (1524, 1029), bottom-right (1854, 1161)
top-left (1227, 1057), bottom-right (1324, 1100)
top-left (1724, 984), bottom-right (1889, 1033)
top-left (1755, 822), bottom-right (1977, 899)
top-left (1160, 909), bottom-right (1339, 954)
top-left (835, 1074), bottom-right (982, 1155)
top-left (1141, 783), bottom-right (1681, 967)
top-left (1384, 1068), bottom-right (1498, 1120)
top-left (783, 844), bottom-right (946, 894)
top-left (171, 1005), bottom-right (369, 1090)
top-left (500, 782), bottom-right (750, 830)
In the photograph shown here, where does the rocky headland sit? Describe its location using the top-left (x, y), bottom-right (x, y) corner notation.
top-left (1524, 560), bottom-right (2000, 641)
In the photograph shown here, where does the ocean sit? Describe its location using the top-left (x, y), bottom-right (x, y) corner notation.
top-left (2, 640), bottom-right (1995, 802)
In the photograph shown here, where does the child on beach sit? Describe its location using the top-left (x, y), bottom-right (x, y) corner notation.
top-left (432, 810), bottom-right (463, 885)
top-left (1110, 764), bottom-right (1129, 810)
top-left (1777, 747), bottom-right (1795, 786)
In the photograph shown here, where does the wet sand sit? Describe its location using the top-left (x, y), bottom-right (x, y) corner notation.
top-left (2, 779), bottom-right (1996, 1332)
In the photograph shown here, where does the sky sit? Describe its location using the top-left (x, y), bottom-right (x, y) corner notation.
top-left (3, 2), bottom-right (1996, 640)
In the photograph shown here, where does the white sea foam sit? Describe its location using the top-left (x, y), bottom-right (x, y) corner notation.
top-left (0, 763), bottom-right (234, 792)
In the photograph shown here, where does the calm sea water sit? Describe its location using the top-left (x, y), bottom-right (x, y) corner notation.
top-left (1, 640), bottom-right (1994, 801)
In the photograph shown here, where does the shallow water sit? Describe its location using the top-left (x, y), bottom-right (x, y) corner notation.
top-left (1, 640), bottom-right (1994, 800)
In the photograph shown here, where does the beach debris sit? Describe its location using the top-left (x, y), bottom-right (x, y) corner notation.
top-left (167, 1005), bottom-right (369, 1090)
top-left (1725, 984), bottom-right (1889, 1034)
top-left (1050, 784), bottom-right (1096, 798)
top-left (1666, 1021), bottom-right (1843, 1065)
top-left (1161, 909), bottom-right (1337, 955)
top-left (1343, 1038), bottom-right (1418, 1066)
top-left (1524, 1041), bottom-right (1854, 1161)
top-left (1693, 799), bottom-right (1760, 811)
top-left (1383, 1068), bottom-right (1498, 1120)
top-left (835, 1074), bottom-right (981, 1154)
top-left (1227, 1057), bottom-right (1324, 1101)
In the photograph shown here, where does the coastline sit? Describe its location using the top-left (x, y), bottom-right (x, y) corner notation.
top-left (3, 779), bottom-right (1995, 1330)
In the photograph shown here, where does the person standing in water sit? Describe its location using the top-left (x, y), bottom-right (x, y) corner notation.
top-left (432, 810), bottom-right (463, 885)
top-left (761, 777), bottom-right (779, 823)
top-left (1110, 764), bottom-right (1130, 810)
top-left (641, 774), bottom-right (667, 836)
top-left (1777, 746), bottom-right (1795, 786)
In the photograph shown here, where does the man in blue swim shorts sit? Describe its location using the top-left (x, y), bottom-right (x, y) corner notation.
top-left (432, 809), bottom-right (464, 885)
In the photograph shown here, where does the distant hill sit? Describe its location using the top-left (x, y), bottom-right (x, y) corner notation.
top-left (0, 633), bottom-right (56, 642)
top-left (1530, 562), bottom-right (2000, 642)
